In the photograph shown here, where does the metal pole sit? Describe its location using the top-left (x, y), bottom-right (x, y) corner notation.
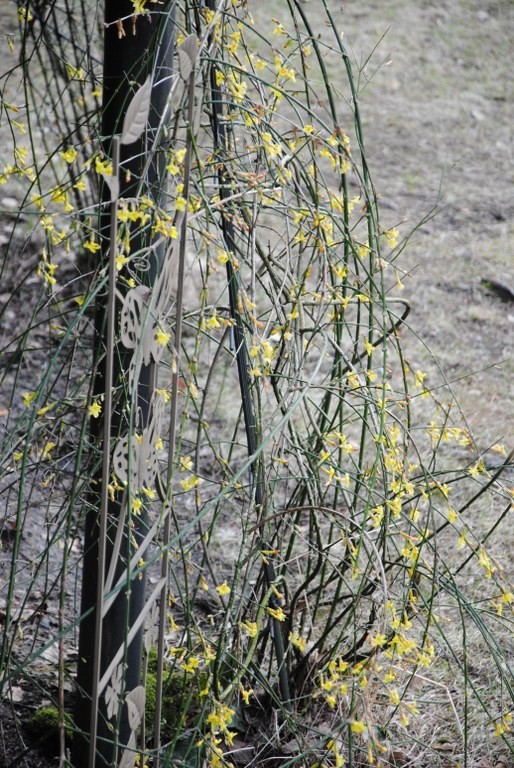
top-left (72, 4), bottom-right (175, 765)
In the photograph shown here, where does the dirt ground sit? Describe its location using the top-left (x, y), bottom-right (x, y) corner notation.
top-left (331, 0), bottom-right (514, 449)
top-left (0, 0), bottom-right (513, 766)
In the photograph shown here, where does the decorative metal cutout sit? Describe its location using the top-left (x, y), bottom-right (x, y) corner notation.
top-left (119, 241), bottom-right (178, 389)
top-left (152, 240), bottom-right (179, 325)
top-left (144, 602), bottom-right (160, 653)
top-left (126, 685), bottom-right (146, 731)
top-left (178, 34), bottom-right (198, 82)
top-left (112, 389), bottom-right (166, 493)
top-left (118, 735), bottom-right (138, 768)
top-left (120, 285), bottom-right (162, 368)
top-left (117, 686), bottom-right (146, 768)
top-left (105, 663), bottom-right (123, 721)
top-left (121, 77), bottom-right (152, 146)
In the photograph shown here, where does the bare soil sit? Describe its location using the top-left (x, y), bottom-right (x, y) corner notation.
top-left (332, 0), bottom-right (514, 449)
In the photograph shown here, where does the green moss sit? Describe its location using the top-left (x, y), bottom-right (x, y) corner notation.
top-left (144, 668), bottom-right (190, 736)
top-left (143, 654), bottom-right (207, 740)
top-left (25, 706), bottom-right (72, 753)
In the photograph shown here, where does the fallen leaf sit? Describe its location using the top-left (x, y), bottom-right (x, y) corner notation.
top-left (10, 686), bottom-right (25, 703)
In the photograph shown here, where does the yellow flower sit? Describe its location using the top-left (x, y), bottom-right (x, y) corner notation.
top-left (478, 547), bottom-right (495, 577)
top-left (205, 311), bottom-right (221, 330)
top-left (182, 655), bottom-right (199, 674)
top-left (37, 260), bottom-right (58, 285)
top-left (179, 455), bottom-right (193, 472)
top-left (273, 21), bottom-right (286, 36)
top-left (180, 474), bottom-right (200, 492)
top-left (224, 730), bottom-right (237, 747)
top-left (169, 614), bottom-right (181, 631)
top-left (216, 248), bottom-right (230, 264)
top-left (274, 56), bottom-right (295, 81)
top-left (240, 620), bottom-right (258, 637)
top-left (239, 685), bottom-right (254, 705)
top-left (289, 632), bottom-right (306, 652)
top-left (31, 193), bottom-right (45, 211)
top-left (267, 606), bottom-right (286, 621)
top-left (350, 720), bottom-right (366, 734)
top-left (41, 441), bottom-right (56, 460)
top-left (206, 701), bottom-right (235, 734)
top-left (326, 694), bottom-right (337, 708)
top-left (152, 216), bottom-right (177, 239)
top-left (468, 459), bottom-right (485, 478)
top-left (356, 239), bottom-right (370, 258)
top-left (414, 369), bottom-right (426, 388)
top-left (155, 328), bottom-right (171, 346)
top-left (12, 120), bottom-right (26, 134)
top-left (59, 147), bottom-right (77, 164)
top-left (131, 0), bottom-right (148, 14)
top-left (216, 581), bottom-right (231, 597)
top-left (95, 156), bottom-right (113, 176)
top-left (261, 131), bottom-right (282, 158)
top-left (83, 238), bottom-right (101, 253)
top-left (227, 73), bottom-right (247, 102)
top-left (22, 391), bottom-right (37, 407)
top-left (88, 401), bottom-right (102, 418)
top-left (116, 253), bottom-right (130, 271)
top-left (18, 6), bottom-right (33, 22)
top-left (66, 64), bottom-right (85, 81)
top-left (383, 227), bottom-right (399, 248)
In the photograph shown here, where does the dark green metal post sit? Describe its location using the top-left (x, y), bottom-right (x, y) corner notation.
top-left (72, 4), bottom-right (174, 766)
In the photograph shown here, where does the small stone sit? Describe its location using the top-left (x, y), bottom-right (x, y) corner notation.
top-left (1, 197), bottom-right (18, 210)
